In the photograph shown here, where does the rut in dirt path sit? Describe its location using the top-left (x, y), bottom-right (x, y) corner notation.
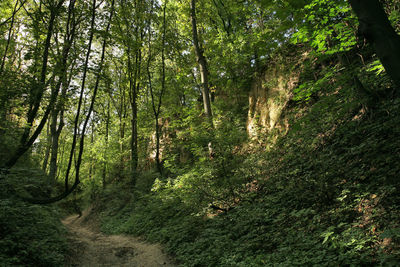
top-left (62, 214), bottom-right (177, 267)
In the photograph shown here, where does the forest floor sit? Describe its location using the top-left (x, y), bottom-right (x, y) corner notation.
top-left (62, 209), bottom-right (176, 267)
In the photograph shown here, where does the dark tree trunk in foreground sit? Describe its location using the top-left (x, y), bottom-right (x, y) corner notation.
top-left (349, 0), bottom-right (400, 89)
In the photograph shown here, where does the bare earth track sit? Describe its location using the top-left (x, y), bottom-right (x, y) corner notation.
top-left (62, 213), bottom-right (176, 267)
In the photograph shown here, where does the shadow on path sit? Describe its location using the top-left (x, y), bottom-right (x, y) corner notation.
top-left (62, 212), bottom-right (176, 267)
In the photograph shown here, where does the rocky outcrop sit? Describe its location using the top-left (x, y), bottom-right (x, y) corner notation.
top-left (247, 51), bottom-right (305, 139)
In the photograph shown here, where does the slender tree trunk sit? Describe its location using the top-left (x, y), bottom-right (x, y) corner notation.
top-left (103, 101), bottom-right (110, 188)
top-left (190, 0), bottom-right (214, 157)
top-left (147, 58), bottom-right (162, 173)
top-left (349, 0), bottom-right (400, 89)
top-left (57, 134), bottom-right (66, 179)
top-left (64, 0), bottom-right (97, 190)
top-left (124, 0), bottom-right (144, 183)
top-left (49, 92), bottom-right (63, 183)
top-left (49, 62), bottom-right (74, 183)
top-left (155, 116), bottom-right (161, 173)
top-left (21, 0), bottom-right (114, 204)
top-left (128, 46), bottom-right (140, 179)
top-left (190, 0), bottom-right (213, 120)
top-left (24, 0), bottom-right (63, 145)
top-left (42, 121), bottom-right (51, 172)
top-left (45, 0), bottom-right (77, 184)
top-left (119, 83), bottom-right (127, 174)
top-left (4, 0), bottom-right (65, 170)
top-left (88, 121), bottom-right (95, 180)
top-left (148, 0), bottom-right (167, 175)
top-left (0, 0), bottom-right (20, 74)
top-left (130, 84), bottom-right (138, 176)
top-left (74, 0), bottom-right (114, 190)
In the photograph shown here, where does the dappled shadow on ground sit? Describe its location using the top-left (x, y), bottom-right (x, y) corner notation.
top-left (62, 211), bottom-right (176, 267)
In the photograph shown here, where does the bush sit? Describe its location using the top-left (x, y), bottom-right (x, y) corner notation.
top-left (0, 169), bottom-right (68, 266)
top-left (97, 78), bottom-right (400, 266)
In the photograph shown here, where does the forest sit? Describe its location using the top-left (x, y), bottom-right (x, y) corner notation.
top-left (1, 0), bottom-right (400, 265)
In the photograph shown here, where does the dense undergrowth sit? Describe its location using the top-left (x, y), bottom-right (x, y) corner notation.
top-left (1, 0), bottom-right (400, 266)
top-left (97, 69), bottom-right (400, 266)
top-left (0, 167), bottom-right (68, 266)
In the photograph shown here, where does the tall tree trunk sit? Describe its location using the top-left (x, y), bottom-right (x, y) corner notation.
top-left (88, 121), bottom-right (95, 180)
top-left (4, 0), bottom-right (65, 170)
top-left (130, 76), bottom-right (139, 178)
top-left (128, 46), bottom-right (140, 181)
top-left (57, 134), bottom-right (66, 180)
top-left (49, 61), bottom-right (75, 183)
top-left (49, 110), bottom-right (60, 182)
top-left (349, 0), bottom-right (400, 89)
top-left (48, 85), bottom-right (65, 183)
top-left (190, 0), bottom-right (214, 157)
top-left (125, 0), bottom-right (144, 184)
top-left (42, 120), bottom-right (51, 172)
top-left (103, 101), bottom-right (110, 188)
top-left (41, 0), bottom-right (77, 185)
top-left (73, 0), bottom-right (114, 191)
top-left (119, 81), bottom-right (127, 175)
top-left (21, 0), bottom-right (113, 204)
top-left (0, 0), bottom-right (21, 74)
top-left (148, 0), bottom-right (167, 175)
top-left (190, 0), bottom-right (213, 120)
top-left (64, 0), bottom-right (97, 190)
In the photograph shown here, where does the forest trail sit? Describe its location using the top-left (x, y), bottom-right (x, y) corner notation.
top-left (62, 212), bottom-right (176, 267)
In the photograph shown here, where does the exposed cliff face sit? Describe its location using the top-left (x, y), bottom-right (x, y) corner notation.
top-left (247, 52), bottom-right (304, 139)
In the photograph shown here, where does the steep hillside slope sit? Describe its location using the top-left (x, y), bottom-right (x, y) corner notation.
top-left (96, 46), bottom-right (400, 266)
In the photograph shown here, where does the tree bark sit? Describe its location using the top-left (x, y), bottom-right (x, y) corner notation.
top-left (190, 0), bottom-right (214, 157)
top-left (49, 61), bottom-right (75, 183)
top-left (103, 101), bottom-right (110, 188)
top-left (349, 0), bottom-right (400, 89)
top-left (64, 0), bottom-right (97, 190)
top-left (147, 0), bottom-right (167, 175)
top-left (3, 0), bottom-right (65, 170)
top-left (125, 0), bottom-right (144, 182)
top-left (119, 79), bottom-right (127, 174)
top-left (21, 0), bottom-right (114, 204)
top-left (128, 46), bottom-right (140, 179)
top-left (82, 0), bottom-right (114, 185)
top-left (190, 0), bottom-right (213, 120)
top-left (0, 0), bottom-right (20, 74)
top-left (88, 121), bottom-right (95, 180)
top-left (42, 121), bottom-right (51, 172)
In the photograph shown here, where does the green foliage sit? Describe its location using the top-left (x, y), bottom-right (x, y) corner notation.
top-left (0, 174), bottom-right (68, 266)
top-left (98, 67), bottom-right (400, 266)
top-left (2, 0), bottom-right (400, 265)
top-left (291, 0), bottom-right (356, 54)
top-left (0, 198), bottom-right (68, 266)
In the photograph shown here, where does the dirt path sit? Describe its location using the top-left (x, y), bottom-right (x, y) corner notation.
top-left (62, 214), bottom-right (177, 267)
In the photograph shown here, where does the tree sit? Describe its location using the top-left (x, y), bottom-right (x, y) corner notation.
top-left (349, 0), bottom-right (400, 89)
top-left (190, 0), bottom-right (212, 121)
top-left (0, 0), bottom-right (25, 74)
top-left (147, 0), bottom-right (167, 175)
top-left (3, 0), bottom-right (66, 171)
top-left (19, 0), bottom-right (114, 204)
top-left (190, 0), bottom-right (214, 156)
top-left (47, 0), bottom-right (78, 184)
